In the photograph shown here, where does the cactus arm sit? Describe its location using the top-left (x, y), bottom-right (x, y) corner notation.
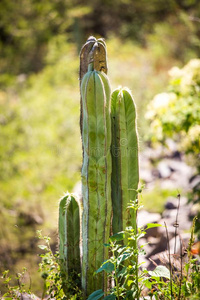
top-left (58, 193), bottom-right (81, 293)
top-left (59, 195), bottom-right (68, 276)
top-left (111, 88), bottom-right (139, 239)
top-left (81, 70), bottom-right (112, 296)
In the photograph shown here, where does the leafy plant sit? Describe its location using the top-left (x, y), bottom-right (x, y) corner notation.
top-left (146, 58), bottom-right (200, 235)
top-left (146, 59), bottom-right (200, 168)
top-left (1, 268), bottom-right (31, 300)
top-left (58, 37), bottom-right (140, 297)
top-left (143, 217), bottom-right (200, 300)
top-left (37, 230), bottom-right (83, 299)
top-left (88, 198), bottom-right (163, 300)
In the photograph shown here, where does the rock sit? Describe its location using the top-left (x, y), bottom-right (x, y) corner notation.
top-left (13, 293), bottom-right (40, 300)
top-left (165, 138), bottom-right (178, 153)
top-left (162, 197), bottom-right (192, 231)
top-left (146, 234), bottom-right (169, 259)
top-left (140, 168), bottom-right (154, 183)
top-left (169, 232), bottom-right (191, 255)
top-left (141, 146), bottom-right (164, 161)
top-left (157, 223), bottom-right (175, 239)
top-left (165, 159), bottom-right (194, 175)
top-left (151, 168), bottom-right (160, 179)
top-left (139, 154), bottom-right (154, 183)
top-left (137, 210), bottom-right (161, 229)
top-left (189, 203), bottom-right (200, 219)
top-left (148, 250), bottom-right (184, 272)
top-left (189, 174), bottom-right (200, 190)
top-left (165, 197), bottom-right (178, 210)
top-left (18, 211), bottom-right (43, 226)
top-left (157, 161), bottom-right (171, 178)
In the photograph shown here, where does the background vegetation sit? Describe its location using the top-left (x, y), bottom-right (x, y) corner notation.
top-left (0, 0), bottom-right (199, 296)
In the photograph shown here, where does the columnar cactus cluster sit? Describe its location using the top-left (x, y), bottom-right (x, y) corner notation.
top-left (58, 37), bottom-right (139, 298)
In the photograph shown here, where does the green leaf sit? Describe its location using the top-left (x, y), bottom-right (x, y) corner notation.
top-left (96, 262), bottom-right (114, 274)
top-left (110, 232), bottom-right (125, 242)
top-left (148, 265), bottom-right (170, 279)
top-left (38, 245), bottom-right (48, 250)
top-left (146, 223), bottom-right (163, 229)
top-left (117, 252), bottom-right (131, 264)
top-left (117, 266), bottom-right (127, 278)
top-left (104, 295), bottom-right (116, 299)
top-left (87, 289), bottom-right (104, 300)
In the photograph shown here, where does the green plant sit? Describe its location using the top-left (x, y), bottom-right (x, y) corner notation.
top-left (142, 217), bottom-right (200, 300)
top-left (146, 58), bottom-right (200, 235)
top-left (37, 230), bottom-right (66, 299)
top-left (58, 37), bottom-right (140, 297)
top-left (1, 230), bottom-right (83, 299)
top-left (88, 197), bottom-right (163, 300)
top-left (80, 40), bottom-right (112, 296)
top-left (37, 230), bottom-right (83, 299)
top-left (111, 87), bottom-right (139, 241)
top-left (58, 193), bottom-right (81, 295)
top-left (146, 59), bottom-right (200, 167)
top-left (1, 268), bottom-right (31, 300)
top-left (87, 197), bottom-right (200, 300)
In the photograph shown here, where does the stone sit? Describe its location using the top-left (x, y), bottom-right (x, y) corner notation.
top-left (162, 197), bottom-right (192, 231)
top-left (157, 161), bottom-right (171, 178)
top-left (169, 232), bottom-right (191, 255)
top-left (189, 174), bottom-right (200, 190)
top-left (165, 197), bottom-right (178, 210)
top-left (14, 293), bottom-right (41, 300)
top-left (137, 210), bottom-right (161, 229)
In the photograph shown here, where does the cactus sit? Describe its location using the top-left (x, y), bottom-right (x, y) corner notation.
top-left (58, 38), bottom-right (140, 298)
top-left (58, 193), bottom-right (81, 293)
top-left (81, 65), bottom-right (112, 295)
top-left (111, 87), bottom-right (139, 241)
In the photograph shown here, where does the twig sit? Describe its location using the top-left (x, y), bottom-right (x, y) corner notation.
top-left (178, 235), bottom-right (183, 300)
top-left (164, 221), bottom-right (173, 300)
top-left (174, 193), bottom-right (181, 254)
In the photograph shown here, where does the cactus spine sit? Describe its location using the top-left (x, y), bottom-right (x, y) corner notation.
top-left (111, 87), bottom-right (139, 240)
top-left (58, 193), bottom-right (81, 293)
top-left (81, 67), bottom-right (112, 295)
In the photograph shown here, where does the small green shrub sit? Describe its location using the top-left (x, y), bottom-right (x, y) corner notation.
top-left (146, 59), bottom-right (200, 169)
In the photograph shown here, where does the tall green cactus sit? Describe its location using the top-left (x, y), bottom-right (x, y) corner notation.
top-left (111, 87), bottom-right (139, 241)
top-left (58, 37), bottom-right (140, 298)
top-left (58, 193), bottom-right (81, 293)
top-left (81, 67), bottom-right (112, 296)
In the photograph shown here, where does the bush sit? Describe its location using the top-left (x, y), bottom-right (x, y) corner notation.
top-left (146, 59), bottom-right (200, 169)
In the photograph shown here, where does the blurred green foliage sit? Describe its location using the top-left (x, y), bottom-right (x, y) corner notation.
top-left (0, 35), bottom-right (82, 294)
top-left (0, 0), bottom-right (200, 76)
top-left (146, 59), bottom-right (200, 168)
top-left (146, 58), bottom-right (200, 236)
